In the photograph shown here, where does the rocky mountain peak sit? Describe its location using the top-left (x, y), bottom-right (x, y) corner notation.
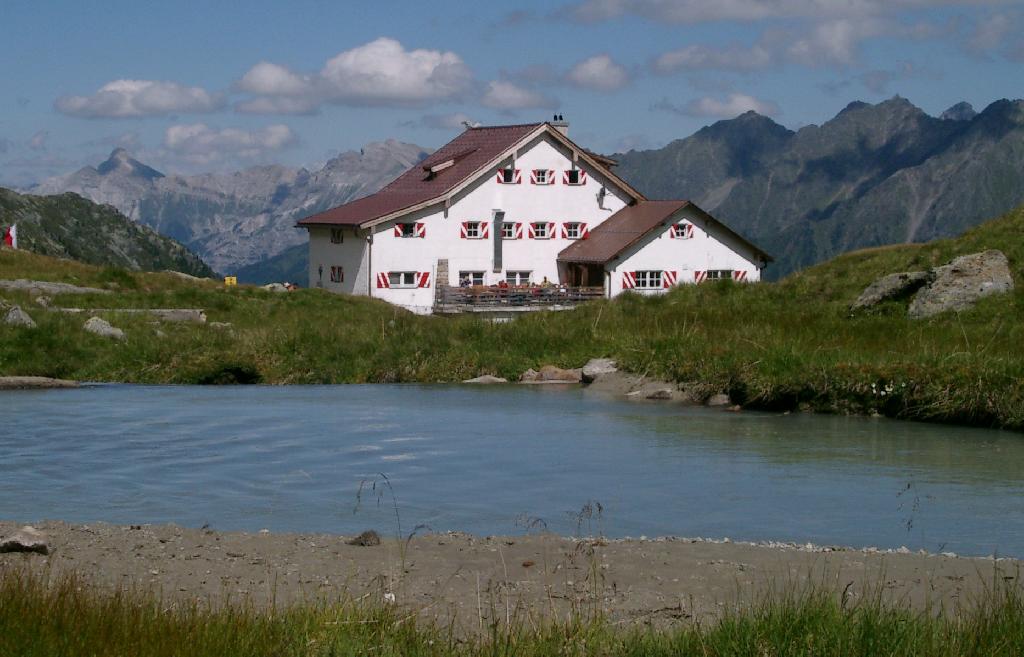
top-left (940, 101), bottom-right (977, 122)
top-left (96, 148), bottom-right (165, 180)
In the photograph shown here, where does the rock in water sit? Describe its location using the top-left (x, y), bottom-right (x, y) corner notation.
top-left (346, 530), bottom-right (381, 546)
top-left (646, 389), bottom-right (674, 400)
top-left (909, 250), bottom-right (1014, 318)
top-left (706, 393), bottom-right (731, 407)
top-left (581, 358), bottom-right (618, 383)
top-left (463, 375), bottom-right (508, 384)
top-left (4, 306), bottom-right (36, 328)
top-left (0, 526), bottom-right (50, 555)
top-left (84, 316), bottom-right (126, 340)
top-left (851, 271), bottom-right (931, 311)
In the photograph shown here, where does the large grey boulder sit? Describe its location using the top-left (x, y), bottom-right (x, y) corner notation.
top-left (0, 526), bottom-right (50, 555)
top-left (581, 358), bottom-right (618, 383)
top-left (84, 316), bottom-right (126, 340)
top-left (4, 305), bottom-right (36, 328)
top-left (909, 250), bottom-right (1014, 318)
top-left (0, 279), bottom-right (111, 295)
top-left (851, 271), bottom-right (931, 311)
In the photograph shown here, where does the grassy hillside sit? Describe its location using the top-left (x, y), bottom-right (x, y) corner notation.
top-left (1, 204), bottom-right (1021, 429)
top-left (0, 188), bottom-right (215, 278)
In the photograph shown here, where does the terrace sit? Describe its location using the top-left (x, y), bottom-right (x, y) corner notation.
top-left (434, 284), bottom-right (604, 315)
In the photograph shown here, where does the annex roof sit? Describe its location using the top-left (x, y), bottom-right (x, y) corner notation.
top-left (557, 200), bottom-right (773, 265)
top-left (298, 122), bottom-right (645, 228)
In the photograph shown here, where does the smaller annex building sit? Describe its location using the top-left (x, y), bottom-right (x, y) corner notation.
top-left (298, 119), bottom-right (771, 314)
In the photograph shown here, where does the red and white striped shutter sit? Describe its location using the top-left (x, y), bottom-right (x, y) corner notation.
top-left (560, 223), bottom-right (568, 239)
top-left (417, 272), bottom-right (431, 288)
top-left (547, 222), bottom-right (555, 237)
top-left (530, 169), bottom-right (539, 184)
top-left (393, 224), bottom-right (403, 237)
top-left (481, 223), bottom-right (490, 238)
top-left (460, 221), bottom-right (469, 239)
top-left (547, 169), bottom-right (554, 184)
top-left (562, 170), bottom-right (571, 185)
top-left (694, 271), bottom-right (707, 284)
top-left (515, 169), bottom-right (522, 184)
top-left (663, 270), bottom-right (678, 288)
top-left (668, 224), bottom-right (677, 239)
top-left (376, 272), bottom-right (390, 288)
top-left (622, 271), bottom-right (637, 289)
top-left (580, 223), bottom-right (589, 239)
top-left (515, 223), bottom-right (523, 239)
top-left (579, 170), bottom-right (588, 185)
top-left (528, 223), bottom-right (535, 239)
top-left (415, 222), bottom-right (426, 238)
top-left (496, 169), bottom-right (503, 183)
top-left (733, 270), bottom-right (747, 282)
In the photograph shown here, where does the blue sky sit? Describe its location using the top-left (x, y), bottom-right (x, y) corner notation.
top-left (1, 0), bottom-right (1021, 186)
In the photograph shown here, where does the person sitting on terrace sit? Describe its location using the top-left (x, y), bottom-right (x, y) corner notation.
top-left (497, 279), bottom-right (509, 290)
top-left (540, 276), bottom-right (553, 288)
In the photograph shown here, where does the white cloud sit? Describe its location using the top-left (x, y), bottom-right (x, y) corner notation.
top-left (234, 38), bottom-right (473, 113)
top-left (55, 80), bottom-right (225, 118)
top-left (967, 11), bottom-right (1015, 54)
top-left (785, 18), bottom-right (885, 65)
top-left (566, 54), bottom-right (630, 91)
top-left (28, 130), bottom-right (49, 151)
top-left (653, 93), bottom-right (780, 118)
top-left (161, 123), bottom-right (297, 165)
top-left (481, 80), bottom-right (558, 110)
top-left (568, 0), bottom-right (1015, 24)
top-left (653, 43), bottom-right (773, 73)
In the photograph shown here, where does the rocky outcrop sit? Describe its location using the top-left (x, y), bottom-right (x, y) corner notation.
top-left (0, 279), bottom-right (111, 296)
top-left (346, 530), bottom-right (381, 546)
top-left (84, 316), bottom-right (125, 340)
top-left (0, 526), bottom-right (50, 555)
top-left (908, 250), bottom-right (1014, 318)
top-left (850, 271), bottom-right (931, 311)
top-left (581, 358), bottom-right (618, 383)
top-left (4, 305), bottom-right (35, 328)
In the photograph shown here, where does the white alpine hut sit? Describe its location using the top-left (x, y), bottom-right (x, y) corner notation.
top-left (299, 119), bottom-right (771, 314)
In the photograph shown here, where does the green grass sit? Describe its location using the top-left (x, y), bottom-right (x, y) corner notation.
top-left (2, 566), bottom-right (1023, 657)
top-left (2, 204), bottom-right (1022, 429)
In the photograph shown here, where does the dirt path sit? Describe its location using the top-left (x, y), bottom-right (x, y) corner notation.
top-left (2, 521), bottom-right (1017, 632)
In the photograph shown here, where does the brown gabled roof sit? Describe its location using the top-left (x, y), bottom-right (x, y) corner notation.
top-left (557, 200), bottom-right (773, 265)
top-left (298, 122), bottom-right (645, 228)
top-left (299, 124), bottom-right (542, 227)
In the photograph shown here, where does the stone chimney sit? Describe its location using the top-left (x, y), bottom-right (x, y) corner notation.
top-left (551, 114), bottom-right (569, 137)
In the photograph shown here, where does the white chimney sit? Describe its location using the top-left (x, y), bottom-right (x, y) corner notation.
top-left (551, 114), bottom-right (569, 137)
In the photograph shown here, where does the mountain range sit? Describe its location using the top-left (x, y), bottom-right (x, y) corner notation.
top-left (614, 96), bottom-right (1024, 277)
top-left (31, 141), bottom-right (431, 276)
top-left (0, 188), bottom-right (214, 277)
top-left (28, 96), bottom-right (1024, 282)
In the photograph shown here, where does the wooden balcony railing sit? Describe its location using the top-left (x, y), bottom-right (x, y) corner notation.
top-left (436, 284), bottom-right (604, 309)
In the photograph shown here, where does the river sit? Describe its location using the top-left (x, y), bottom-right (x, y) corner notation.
top-left (2, 384), bottom-right (1021, 556)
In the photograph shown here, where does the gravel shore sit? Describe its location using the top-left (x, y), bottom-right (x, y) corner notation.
top-left (2, 521), bottom-right (1017, 632)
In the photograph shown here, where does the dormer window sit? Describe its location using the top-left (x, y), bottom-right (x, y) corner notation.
top-left (671, 223), bottom-right (693, 239)
top-left (496, 167), bottom-right (521, 184)
top-left (393, 222), bottom-right (425, 238)
top-left (563, 169), bottom-right (587, 186)
top-left (530, 169), bottom-right (554, 185)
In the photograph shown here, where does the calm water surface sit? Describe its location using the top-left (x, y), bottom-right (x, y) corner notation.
top-left (2, 384), bottom-right (1022, 556)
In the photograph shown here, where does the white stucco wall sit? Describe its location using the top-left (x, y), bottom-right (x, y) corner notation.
top-left (308, 225), bottom-right (370, 294)
top-left (607, 206), bottom-right (764, 297)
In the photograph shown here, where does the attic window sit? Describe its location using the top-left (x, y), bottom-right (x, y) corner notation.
top-left (399, 223), bottom-right (416, 238)
top-left (564, 169), bottom-right (585, 185)
top-left (531, 169), bottom-right (553, 185)
top-left (330, 228), bottom-right (344, 244)
top-left (671, 223), bottom-right (693, 239)
top-left (497, 167), bottom-right (521, 184)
